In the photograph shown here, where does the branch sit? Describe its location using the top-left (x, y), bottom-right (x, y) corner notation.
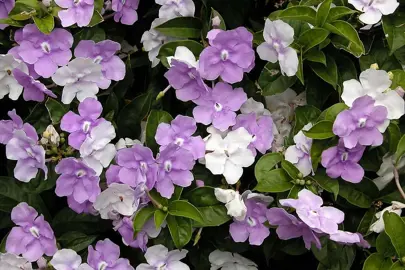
top-left (393, 166), bottom-right (405, 201)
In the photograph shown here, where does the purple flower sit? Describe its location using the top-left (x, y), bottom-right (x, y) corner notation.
top-left (8, 24), bottom-right (73, 78)
top-left (329, 231), bottom-right (370, 248)
top-left (333, 95), bottom-right (389, 149)
top-left (67, 195), bottom-right (96, 214)
top-left (280, 189), bottom-right (344, 234)
top-left (156, 144), bottom-right (195, 199)
top-left (198, 27), bottom-right (255, 84)
top-left (12, 69), bottom-right (56, 102)
top-left (0, 0), bottom-right (14, 29)
top-left (321, 139), bottom-right (365, 183)
top-left (112, 0), bottom-right (139, 25)
top-left (233, 112), bottom-right (274, 155)
top-left (87, 239), bottom-right (134, 270)
top-left (106, 144), bottom-right (158, 190)
top-left (136, 244), bottom-right (189, 270)
top-left (55, 0), bottom-right (94, 27)
top-left (0, 109), bottom-right (37, 145)
top-left (55, 158), bottom-right (101, 205)
top-left (74, 40), bottom-right (126, 86)
top-left (6, 203), bottom-right (57, 262)
top-left (229, 197), bottom-right (270, 245)
top-left (60, 98), bottom-right (105, 150)
top-left (192, 82), bottom-right (247, 131)
top-left (267, 207), bottom-right (321, 249)
top-left (6, 130), bottom-right (47, 182)
top-left (155, 115), bottom-right (205, 160)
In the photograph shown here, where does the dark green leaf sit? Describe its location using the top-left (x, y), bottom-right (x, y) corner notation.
top-left (387, 123), bottom-right (401, 154)
top-left (184, 187), bottom-right (219, 207)
top-left (255, 168), bottom-right (294, 192)
top-left (325, 20), bottom-right (365, 57)
top-left (154, 209), bottom-right (168, 230)
top-left (383, 212), bottom-right (405, 258)
top-left (312, 238), bottom-right (356, 270)
top-left (303, 121), bottom-right (334, 139)
top-left (357, 207), bottom-right (377, 235)
top-left (254, 152), bottom-right (283, 179)
top-left (155, 17), bottom-right (202, 38)
top-left (45, 98), bottom-right (69, 124)
top-left (168, 200), bottom-right (204, 223)
top-left (9, 0), bottom-right (39, 20)
top-left (210, 8), bottom-right (226, 30)
top-left (294, 105), bottom-right (321, 134)
top-left (149, 190), bottom-right (169, 206)
top-left (305, 49), bottom-right (327, 65)
top-left (33, 14), bottom-right (54, 34)
top-left (276, 6), bottom-right (317, 25)
top-left (326, 7), bottom-right (356, 22)
top-left (58, 231), bottom-right (97, 252)
top-left (323, 103), bottom-right (348, 122)
top-left (145, 110), bottom-right (173, 153)
top-left (88, 10), bottom-right (104, 27)
top-left (133, 206), bottom-right (155, 235)
top-left (287, 185), bottom-right (303, 199)
top-left (315, 0), bottom-right (332, 27)
top-left (339, 181), bottom-right (372, 208)
top-left (158, 40), bottom-right (204, 68)
top-left (310, 139), bottom-right (331, 171)
top-left (281, 160), bottom-right (300, 179)
top-left (73, 27), bottom-right (105, 45)
top-left (166, 215), bottom-right (192, 249)
top-left (312, 171), bottom-right (339, 199)
top-left (376, 232), bottom-right (396, 258)
top-left (298, 28), bottom-right (329, 53)
top-left (25, 103), bottom-right (51, 134)
top-left (193, 205), bottom-right (231, 227)
top-left (258, 62), bottom-right (297, 96)
top-left (395, 135), bottom-right (405, 165)
top-left (309, 55), bottom-right (338, 89)
top-left (363, 253), bottom-right (393, 270)
top-left (382, 12), bottom-right (405, 55)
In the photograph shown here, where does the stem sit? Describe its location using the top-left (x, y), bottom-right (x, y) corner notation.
top-left (393, 166), bottom-right (405, 201)
top-left (146, 190), bottom-right (163, 210)
top-left (46, 83), bottom-right (56, 88)
top-left (103, 13), bottom-right (115, 20)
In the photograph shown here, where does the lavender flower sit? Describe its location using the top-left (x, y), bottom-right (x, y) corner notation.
top-left (50, 249), bottom-right (90, 270)
top-left (199, 28), bottom-right (255, 84)
top-left (193, 82), bottom-right (247, 131)
top-left (6, 203), bottom-right (57, 262)
top-left (349, 0), bottom-right (398, 24)
top-left (112, 0), bottom-right (139, 25)
top-left (67, 196), bottom-right (96, 214)
top-left (136, 244), bottom-right (189, 270)
top-left (13, 68), bottom-right (56, 102)
top-left (155, 0), bottom-right (195, 19)
top-left (87, 239), bottom-right (134, 270)
top-left (0, 0), bottom-right (14, 29)
top-left (0, 109), bottom-right (37, 145)
top-left (55, 0), bottom-right (94, 27)
top-left (329, 231), bottom-right (370, 248)
top-left (0, 54), bottom-right (28, 100)
top-left (0, 253), bottom-right (32, 270)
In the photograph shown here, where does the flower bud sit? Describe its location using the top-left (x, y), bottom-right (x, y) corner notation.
top-left (370, 63), bottom-right (379, 70)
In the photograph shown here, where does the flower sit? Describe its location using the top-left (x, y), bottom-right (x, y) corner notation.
top-left (193, 82), bottom-right (247, 131)
top-left (0, 54), bottom-right (28, 100)
top-left (267, 207), bottom-right (321, 249)
top-left (214, 188), bottom-right (247, 220)
top-left (155, 0), bottom-right (195, 19)
top-left (115, 138), bottom-right (141, 150)
top-left (93, 183), bottom-right (139, 219)
top-left (155, 115), bottom-right (205, 160)
top-left (74, 40), bottom-right (126, 87)
top-left (349, 0), bottom-right (399, 24)
top-left (204, 127), bottom-right (254, 184)
top-left (257, 19), bottom-right (298, 76)
top-left (55, 158), bottom-right (101, 206)
top-left (240, 97), bottom-right (271, 116)
top-left (55, 0), bottom-right (94, 27)
top-left (67, 196), bottom-right (96, 214)
top-left (87, 239), bottom-right (134, 270)
top-left (155, 144), bottom-right (195, 198)
top-left (60, 98), bottom-right (106, 150)
top-left (13, 68), bottom-right (56, 102)
top-left (50, 249), bottom-right (86, 270)
top-left (280, 189), bottom-right (344, 234)
top-left (106, 144), bottom-right (158, 189)
top-left (373, 154), bottom-right (405, 190)
top-left (341, 68), bottom-right (404, 120)
top-left (0, 253), bottom-right (32, 270)
top-left (333, 95), bottom-right (389, 149)
top-left (6, 130), bottom-right (47, 182)
top-left (6, 203), bottom-right (57, 262)
top-left (8, 24), bottom-right (73, 78)
top-left (0, 0), bottom-right (14, 29)
top-left (136, 244), bottom-right (189, 270)
top-left (164, 46), bottom-right (209, 102)
top-left (329, 231), bottom-right (370, 248)
top-left (52, 58), bottom-right (105, 104)
top-left (141, 18), bottom-right (171, 67)
top-left (369, 201), bottom-right (405, 233)
top-left (0, 109), bottom-right (36, 145)
top-left (321, 139), bottom-right (366, 183)
top-left (284, 123), bottom-right (313, 177)
top-left (40, 125), bottom-right (60, 146)
top-left (82, 143), bottom-right (117, 176)
top-left (112, 0), bottom-right (139, 25)
top-left (209, 250), bottom-right (257, 270)
top-left (199, 27), bottom-right (255, 84)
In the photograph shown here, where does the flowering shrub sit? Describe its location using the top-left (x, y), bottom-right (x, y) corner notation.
top-left (0, 0), bottom-right (405, 269)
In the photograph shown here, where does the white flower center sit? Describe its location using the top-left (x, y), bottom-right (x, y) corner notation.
top-left (309, 210), bottom-right (318, 216)
top-left (76, 169), bottom-right (86, 177)
top-left (29, 226), bottom-right (40, 238)
top-left (164, 160), bottom-right (172, 172)
top-left (247, 216), bottom-right (256, 227)
top-left (214, 103), bottom-right (223, 112)
top-left (94, 55), bottom-right (103, 64)
top-left (272, 40), bottom-right (281, 51)
top-left (41, 42), bottom-right (51, 53)
top-left (174, 137), bottom-right (184, 146)
top-left (358, 118), bottom-right (367, 128)
top-left (98, 261), bottom-right (108, 270)
top-left (341, 152), bottom-right (348, 162)
top-left (220, 50), bottom-right (229, 61)
top-left (157, 263), bottom-right (167, 270)
top-left (82, 121), bottom-right (91, 133)
top-left (140, 161), bottom-right (148, 172)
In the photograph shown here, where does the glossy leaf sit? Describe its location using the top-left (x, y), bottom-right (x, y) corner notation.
top-left (255, 168), bottom-right (294, 192)
top-left (303, 120), bottom-right (334, 139)
top-left (168, 200), bottom-right (204, 223)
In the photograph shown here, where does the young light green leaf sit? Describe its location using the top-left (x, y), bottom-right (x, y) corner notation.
top-left (315, 0), bottom-right (332, 27)
top-left (362, 253), bottom-right (393, 270)
top-left (33, 14), bottom-right (54, 34)
top-left (154, 209), bottom-right (168, 230)
top-left (298, 28), bottom-right (329, 53)
top-left (133, 206), bottom-right (155, 235)
top-left (395, 134), bottom-right (405, 165)
top-left (166, 215), bottom-right (192, 249)
top-left (302, 120), bottom-right (334, 139)
top-left (255, 153), bottom-right (283, 180)
top-left (323, 103), bottom-right (348, 121)
top-left (255, 168), bottom-right (294, 193)
top-left (168, 200), bottom-right (204, 223)
top-left (383, 212), bottom-right (405, 258)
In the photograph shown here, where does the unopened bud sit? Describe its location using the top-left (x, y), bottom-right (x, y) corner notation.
top-left (212, 16), bottom-right (221, 28)
top-left (370, 63), bottom-right (379, 70)
top-left (388, 71), bottom-right (394, 80)
top-left (306, 180), bottom-right (312, 185)
top-left (297, 172), bottom-right (303, 179)
top-left (299, 180), bottom-right (306, 186)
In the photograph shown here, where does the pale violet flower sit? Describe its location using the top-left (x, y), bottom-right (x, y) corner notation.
top-left (342, 68), bottom-right (404, 120)
top-left (257, 19), bottom-right (298, 76)
top-left (204, 127), bottom-right (254, 184)
top-left (369, 201), bottom-right (405, 233)
top-left (209, 250), bottom-right (257, 270)
top-left (0, 54), bottom-right (28, 100)
top-left (349, 0), bottom-right (399, 25)
top-left (155, 0), bottom-right (195, 19)
top-left (214, 188), bottom-right (247, 221)
top-left (373, 154), bottom-right (405, 190)
top-left (0, 253), bottom-right (32, 270)
top-left (141, 18), bottom-right (171, 67)
top-left (167, 46), bottom-right (198, 68)
top-left (40, 125), bottom-right (60, 146)
top-left (93, 183), bottom-right (139, 219)
top-left (52, 58), bottom-right (106, 104)
top-left (115, 138), bottom-right (142, 150)
top-left (285, 123), bottom-right (313, 177)
top-left (50, 249), bottom-right (89, 270)
top-left (136, 244), bottom-right (189, 270)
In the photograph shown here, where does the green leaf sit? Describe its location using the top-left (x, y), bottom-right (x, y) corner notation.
top-left (104, 92), bottom-right (119, 116)
top-left (357, 207), bottom-right (377, 236)
top-left (193, 205), bottom-right (231, 227)
top-left (391, 70), bottom-right (405, 89)
top-left (0, 18), bottom-right (24, 27)
top-left (294, 105), bottom-right (321, 134)
top-left (155, 17), bottom-right (202, 38)
top-left (276, 6), bottom-right (317, 25)
top-left (312, 238), bottom-right (356, 270)
top-left (168, 200), bottom-right (204, 223)
top-left (360, 38), bottom-right (402, 71)
top-left (33, 14), bottom-right (54, 34)
top-left (383, 212), bottom-right (405, 258)
top-left (310, 139), bottom-right (331, 171)
top-left (388, 123), bottom-right (401, 154)
top-left (363, 253), bottom-right (393, 270)
top-left (73, 27), bottom-right (105, 45)
top-left (184, 187), bottom-right (219, 207)
top-left (296, 49), bottom-right (304, 84)
top-left (303, 121), bottom-right (334, 139)
top-left (323, 103), bottom-right (348, 121)
top-left (145, 110), bottom-right (173, 153)
top-left (281, 160), bottom-right (300, 179)
top-left (154, 209), bottom-right (168, 230)
top-left (133, 206), bottom-right (155, 235)
top-left (166, 215), bottom-right (192, 249)
top-left (382, 12), bottom-right (405, 55)
top-left (339, 181), bottom-right (372, 208)
top-left (45, 98), bottom-right (68, 124)
top-left (88, 10), bottom-right (104, 27)
top-left (315, 0), bottom-right (332, 27)
top-left (255, 152), bottom-right (283, 179)
top-left (210, 8), bottom-right (226, 30)
top-left (255, 168), bottom-right (294, 193)
top-left (25, 103), bottom-right (51, 134)
top-left (311, 171), bottom-right (339, 199)
top-left (395, 135), bottom-right (405, 165)
top-left (9, 0), bottom-right (39, 20)
top-left (390, 261), bottom-right (405, 270)
top-left (149, 190), bottom-right (169, 206)
top-left (309, 55), bottom-right (338, 89)
top-left (58, 231), bottom-right (97, 252)
top-left (0, 177), bottom-right (25, 212)
top-left (158, 40), bottom-right (204, 68)
top-left (288, 185), bottom-right (303, 199)
top-left (326, 7), bottom-right (356, 22)
top-left (298, 28), bottom-right (329, 53)
top-left (258, 62), bottom-right (297, 96)
top-left (117, 93), bottom-right (152, 139)
top-left (376, 232), bottom-right (396, 258)
top-left (324, 20), bottom-right (365, 56)
top-left (305, 49), bottom-right (326, 65)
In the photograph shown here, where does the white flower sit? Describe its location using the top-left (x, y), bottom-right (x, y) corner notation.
top-left (40, 125), bottom-right (60, 146)
top-left (240, 98), bottom-right (271, 117)
top-left (167, 46), bottom-right (198, 68)
top-left (136, 244), bottom-right (189, 270)
top-left (52, 58), bottom-right (106, 104)
top-left (212, 16), bottom-right (221, 27)
top-left (370, 201), bottom-right (405, 233)
top-left (0, 253), bottom-right (32, 270)
top-left (284, 123), bottom-right (313, 177)
top-left (349, 0), bottom-right (398, 25)
top-left (214, 188), bottom-right (247, 220)
top-left (204, 127), bottom-right (254, 184)
top-left (141, 18), bottom-right (171, 67)
top-left (257, 19), bottom-right (298, 77)
top-left (0, 54), bottom-right (28, 100)
top-left (209, 250), bottom-right (257, 270)
top-left (155, 0), bottom-right (195, 19)
top-left (94, 183), bottom-right (139, 219)
top-left (342, 68), bottom-right (404, 120)
top-left (373, 154), bottom-right (405, 190)
top-left (115, 138), bottom-right (142, 150)
top-left (50, 249), bottom-right (84, 270)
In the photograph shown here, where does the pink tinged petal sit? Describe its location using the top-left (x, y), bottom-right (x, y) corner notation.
top-left (34, 57), bottom-right (58, 78)
top-left (78, 98), bottom-right (102, 119)
top-left (58, 9), bottom-right (77, 27)
top-left (278, 47), bottom-right (298, 77)
top-left (341, 162), bottom-right (364, 183)
top-left (229, 222), bottom-right (249, 243)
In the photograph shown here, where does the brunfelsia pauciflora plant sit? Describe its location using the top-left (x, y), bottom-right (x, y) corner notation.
top-left (0, 0), bottom-right (405, 269)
